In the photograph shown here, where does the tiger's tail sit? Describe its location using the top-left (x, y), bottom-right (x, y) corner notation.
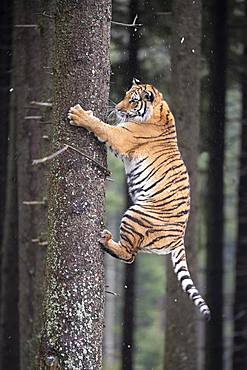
top-left (171, 246), bottom-right (211, 321)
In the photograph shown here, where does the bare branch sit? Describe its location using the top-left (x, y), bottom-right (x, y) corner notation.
top-left (31, 238), bottom-right (48, 247)
top-left (156, 11), bottom-right (172, 15)
top-left (38, 241), bottom-right (48, 247)
top-left (24, 115), bottom-right (43, 120)
top-left (111, 14), bottom-right (142, 27)
top-left (14, 24), bottom-right (38, 29)
top-left (32, 145), bottom-right (69, 165)
top-left (32, 144), bottom-right (111, 177)
top-left (105, 290), bottom-right (120, 296)
top-left (30, 101), bottom-right (53, 107)
top-left (42, 135), bottom-right (50, 140)
top-left (66, 144), bottom-right (111, 176)
top-left (23, 197), bottom-right (47, 206)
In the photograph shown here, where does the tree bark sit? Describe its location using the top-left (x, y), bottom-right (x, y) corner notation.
top-left (205, 1), bottom-right (228, 369)
top-left (233, 2), bottom-right (247, 367)
top-left (164, 1), bottom-right (201, 369)
top-left (39, 1), bottom-right (111, 369)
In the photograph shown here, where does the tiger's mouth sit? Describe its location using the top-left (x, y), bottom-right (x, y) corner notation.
top-left (115, 106), bottom-right (151, 123)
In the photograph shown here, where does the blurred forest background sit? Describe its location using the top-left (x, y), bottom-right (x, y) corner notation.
top-left (0, 0), bottom-right (247, 369)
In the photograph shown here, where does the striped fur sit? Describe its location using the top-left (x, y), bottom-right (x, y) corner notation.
top-left (68, 80), bottom-right (211, 320)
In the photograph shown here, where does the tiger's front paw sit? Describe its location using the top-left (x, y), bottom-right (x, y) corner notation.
top-left (100, 229), bottom-right (112, 246)
top-left (68, 104), bottom-right (93, 127)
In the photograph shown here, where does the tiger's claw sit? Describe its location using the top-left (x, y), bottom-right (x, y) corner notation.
top-left (100, 229), bottom-right (112, 246)
top-left (68, 104), bottom-right (94, 126)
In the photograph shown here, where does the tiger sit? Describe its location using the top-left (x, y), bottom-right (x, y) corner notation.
top-left (68, 78), bottom-right (211, 320)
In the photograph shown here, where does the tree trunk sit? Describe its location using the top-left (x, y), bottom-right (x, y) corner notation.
top-left (121, 249), bottom-right (136, 370)
top-left (164, 1), bottom-right (201, 369)
top-left (0, 1), bottom-right (16, 368)
top-left (0, 0), bottom-right (13, 260)
top-left (205, 1), bottom-right (228, 369)
top-left (104, 251), bottom-right (117, 368)
top-left (233, 2), bottom-right (247, 367)
top-left (12, 1), bottom-right (53, 369)
top-left (121, 1), bottom-right (139, 369)
top-left (39, 1), bottom-right (111, 369)
top-left (0, 56), bottom-right (19, 370)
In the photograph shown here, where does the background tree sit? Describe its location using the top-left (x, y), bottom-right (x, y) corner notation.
top-left (39, 1), bottom-right (111, 369)
top-left (165, 0), bottom-right (202, 369)
top-left (0, 0), bottom-right (54, 368)
top-left (0, 1), bottom-right (18, 367)
top-left (204, 0), bottom-right (228, 369)
top-left (233, 1), bottom-right (247, 368)
top-left (0, 0), bottom-right (13, 248)
top-left (8, 1), bottom-right (54, 368)
top-left (121, 1), bottom-right (140, 370)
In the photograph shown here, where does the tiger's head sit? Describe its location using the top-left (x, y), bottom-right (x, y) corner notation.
top-left (115, 78), bottom-right (172, 125)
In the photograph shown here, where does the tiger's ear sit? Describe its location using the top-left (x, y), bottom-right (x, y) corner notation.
top-left (132, 78), bottom-right (141, 85)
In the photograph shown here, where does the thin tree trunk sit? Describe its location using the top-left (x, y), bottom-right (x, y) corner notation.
top-left (0, 67), bottom-right (19, 370)
top-left (0, 0), bottom-right (13, 259)
top-left (104, 250), bottom-right (117, 368)
top-left (233, 2), bottom-right (247, 367)
top-left (121, 2), bottom-right (139, 369)
top-left (205, 1), bottom-right (228, 369)
top-left (0, 1), bottom-right (18, 369)
top-left (165, 1), bottom-right (201, 369)
top-left (39, 1), bottom-right (111, 369)
top-left (121, 241), bottom-right (136, 370)
top-left (0, 2), bottom-right (15, 366)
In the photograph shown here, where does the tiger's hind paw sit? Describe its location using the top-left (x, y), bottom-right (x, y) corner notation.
top-left (100, 229), bottom-right (112, 246)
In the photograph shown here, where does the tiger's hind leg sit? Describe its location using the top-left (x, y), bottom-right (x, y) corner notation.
top-left (100, 229), bottom-right (135, 263)
top-left (100, 205), bottom-right (146, 263)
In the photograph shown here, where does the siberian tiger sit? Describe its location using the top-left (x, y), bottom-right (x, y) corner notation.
top-left (68, 78), bottom-right (211, 320)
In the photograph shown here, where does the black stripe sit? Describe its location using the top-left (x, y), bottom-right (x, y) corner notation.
top-left (144, 163), bottom-right (186, 193)
top-left (185, 284), bottom-right (194, 292)
top-left (191, 292), bottom-right (200, 300)
top-left (121, 220), bottom-right (144, 239)
top-left (128, 156), bottom-right (149, 177)
top-left (129, 155), bottom-right (161, 179)
top-left (123, 213), bottom-right (146, 227)
top-left (180, 275), bottom-right (191, 283)
top-left (173, 247), bottom-right (184, 260)
top-left (121, 233), bottom-right (132, 245)
top-left (173, 256), bottom-right (185, 267)
top-left (176, 266), bottom-right (187, 274)
top-left (150, 177), bottom-right (190, 203)
top-left (130, 208), bottom-right (164, 222)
